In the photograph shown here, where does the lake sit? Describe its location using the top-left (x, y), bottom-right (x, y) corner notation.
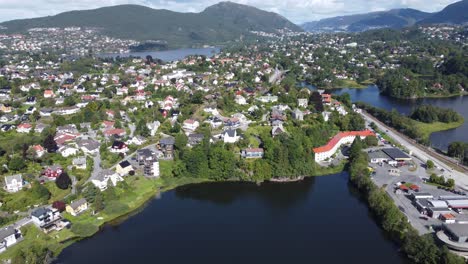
top-left (302, 83), bottom-right (468, 150)
top-left (98, 47), bottom-right (220, 61)
top-left (55, 172), bottom-right (406, 264)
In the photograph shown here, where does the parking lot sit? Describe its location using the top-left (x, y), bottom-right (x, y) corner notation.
top-left (368, 150), bottom-right (467, 234)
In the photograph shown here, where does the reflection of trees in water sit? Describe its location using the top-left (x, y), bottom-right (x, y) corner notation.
top-left (174, 178), bottom-right (316, 208)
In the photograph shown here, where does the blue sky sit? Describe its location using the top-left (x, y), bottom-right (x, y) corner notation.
top-left (0, 0), bottom-right (460, 23)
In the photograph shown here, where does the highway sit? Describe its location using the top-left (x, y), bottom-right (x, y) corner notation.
top-left (360, 111), bottom-right (468, 189)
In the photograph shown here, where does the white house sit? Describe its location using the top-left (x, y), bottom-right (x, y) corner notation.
top-left (183, 119), bottom-right (200, 131)
top-left (92, 170), bottom-right (124, 191)
top-left (58, 146), bottom-right (79, 157)
top-left (256, 95), bottom-right (278, 103)
top-left (0, 226), bottom-right (20, 253)
top-left (298, 98), bottom-right (308, 108)
top-left (72, 156), bottom-right (87, 170)
top-left (235, 95), bottom-right (247, 105)
top-left (4, 174), bottom-right (23, 193)
top-left (31, 207), bottom-right (61, 227)
top-left (222, 129), bottom-right (240, 143)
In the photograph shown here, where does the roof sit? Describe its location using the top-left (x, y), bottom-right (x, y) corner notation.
top-left (441, 213), bottom-right (456, 220)
top-left (313, 130), bottom-right (375, 153)
top-left (160, 137), bottom-right (175, 145)
top-left (224, 129), bottom-right (236, 137)
top-left (69, 198), bottom-right (87, 210)
top-left (119, 160), bottom-right (132, 168)
top-left (447, 200), bottom-right (468, 208)
top-left (245, 148), bottom-right (264, 153)
top-left (368, 150), bottom-right (391, 160)
top-left (31, 207), bottom-right (50, 218)
top-left (428, 200), bottom-right (448, 208)
top-left (0, 226), bottom-right (15, 240)
top-left (381, 148), bottom-right (411, 160)
top-left (4, 174), bottom-right (22, 185)
top-left (445, 224), bottom-right (468, 238)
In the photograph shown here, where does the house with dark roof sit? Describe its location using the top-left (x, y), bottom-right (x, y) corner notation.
top-left (223, 129), bottom-right (239, 143)
top-left (159, 137), bottom-right (175, 159)
top-left (116, 160), bottom-right (134, 176)
top-left (110, 141), bottom-right (128, 154)
top-left (0, 226), bottom-right (20, 253)
top-left (188, 133), bottom-right (204, 147)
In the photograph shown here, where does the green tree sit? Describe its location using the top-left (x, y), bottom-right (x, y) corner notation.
top-left (426, 160), bottom-right (435, 169)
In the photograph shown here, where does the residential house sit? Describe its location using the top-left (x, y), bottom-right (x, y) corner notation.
top-left (321, 94), bottom-right (332, 105)
top-left (43, 89), bottom-right (55, 98)
top-left (116, 160), bottom-right (133, 176)
top-left (72, 156), bottom-right (87, 170)
top-left (66, 198), bottom-right (88, 216)
top-left (4, 174), bottom-right (23, 193)
top-left (183, 119), bottom-right (200, 131)
top-left (272, 124), bottom-right (286, 137)
top-left (126, 136), bottom-right (146, 146)
top-left (25, 96), bottom-right (37, 105)
top-left (76, 139), bottom-right (100, 155)
top-left (32, 145), bottom-right (46, 158)
top-left (159, 137), bottom-right (175, 159)
top-left (110, 141), bottom-right (128, 154)
top-left (16, 123), bottom-right (32, 133)
top-left (235, 95), bottom-right (247, 105)
top-left (39, 108), bottom-right (53, 117)
top-left (0, 104), bottom-right (12, 113)
top-left (222, 129), bottom-right (240, 143)
top-left (104, 128), bottom-right (126, 138)
top-left (292, 109), bottom-right (304, 121)
top-left (144, 160), bottom-right (160, 177)
top-left (207, 116), bottom-right (223, 128)
top-left (57, 146), bottom-right (79, 157)
top-left (91, 169), bottom-right (124, 191)
top-left (43, 166), bottom-right (63, 179)
top-left (188, 133), bottom-right (204, 147)
top-left (256, 95), bottom-right (278, 103)
top-left (298, 98), bottom-right (308, 108)
top-left (34, 123), bottom-right (47, 133)
top-left (0, 226), bottom-right (20, 253)
top-left (31, 207), bottom-right (61, 228)
top-left (241, 148), bottom-right (264, 159)
top-left (137, 149), bottom-right (156, 166)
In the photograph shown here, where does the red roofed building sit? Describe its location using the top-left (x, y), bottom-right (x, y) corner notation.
top-left (313, 130), bottom-right (375, 162)
top-left (104, 128), bottom-right (126, 137)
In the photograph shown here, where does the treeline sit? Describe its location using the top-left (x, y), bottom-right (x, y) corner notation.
top-left (448, 142), bottom-right (468, 166)
top-left (348, 138), bottom-right (464, 264)
top-left (411, 105), bottom-right (463, 123)
top-left (376, 55), bottom-right (467, 99)
top-left (356, 102), bottom-right (426, 143)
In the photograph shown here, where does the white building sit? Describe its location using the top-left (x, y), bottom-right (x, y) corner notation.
top-left (0, 226), bottom-right (20, 253)
top-left (183, 119), bottom-right (200, 131)
top-left (222, 129), bottom-right (240, 143)
top-left (91, 170), bottom-right (124, 191)
top-left (4, 174), bottom-right (23, 193)
top-left (313, 130), bottom-right (375, 162)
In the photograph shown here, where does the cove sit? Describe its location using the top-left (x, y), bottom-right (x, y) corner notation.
top-left (55, 172), bottom-right (406, 264)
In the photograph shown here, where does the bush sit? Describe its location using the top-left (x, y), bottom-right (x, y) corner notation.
top-left (56, 172), bottom-right (72, 190)
top-left (71, 222), bottom-right (99, 237)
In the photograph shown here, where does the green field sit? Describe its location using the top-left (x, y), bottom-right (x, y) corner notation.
top-left (415, 119), bottom-right (464, 140)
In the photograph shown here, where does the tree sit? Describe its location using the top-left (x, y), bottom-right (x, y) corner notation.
top-left (52, 201), bottom-right (66, 212)
top-left (56, 172), bottom-right (72, 190)
top-left (84, 184), bottom-right (99, 203)
top-left (8, 156), bottom-right (26, 171)
top-left (43, 134), bottom-right (58, 153)
top-left (93, 193), bottom-right (105, 212)
top-left (426, 160), bottom-right (435, 169)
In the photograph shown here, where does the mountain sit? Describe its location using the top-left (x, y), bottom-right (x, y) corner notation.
top-left (418, 0), bottom-right (468, 25)
top-left (302, 8), bottom-right (431, 32)
top-left (0, 2), bottom-right (302, 48)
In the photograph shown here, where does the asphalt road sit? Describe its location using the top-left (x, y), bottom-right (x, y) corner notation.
top-left (361, 111), bottom-right (468, 189)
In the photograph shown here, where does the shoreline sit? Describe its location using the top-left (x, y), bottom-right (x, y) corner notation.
top-left (2, 164), bottom-right (346, 262)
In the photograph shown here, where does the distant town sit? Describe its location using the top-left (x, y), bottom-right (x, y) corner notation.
top-left (0, 19), bottom-right (466, 264)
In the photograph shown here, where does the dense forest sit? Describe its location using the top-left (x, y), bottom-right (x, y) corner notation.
top-left (410, 105), bottom-right (463, 123)
top-left (377, 54), bottom-right (467, 98)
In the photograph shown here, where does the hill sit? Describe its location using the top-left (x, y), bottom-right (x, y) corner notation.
top-left (418, 0), bottom-right (468, 25)
top-left (0, 2), bottom-right (302, 48)
top-left (302, 8), bottom-right (431, 32)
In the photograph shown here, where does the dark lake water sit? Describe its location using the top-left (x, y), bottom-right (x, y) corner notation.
top-left (56, 172), bottom-right (405, 264)
top-left (303, 83), bottom-right (468, 150)
top-left (99, 47), bottom-right (220, 61)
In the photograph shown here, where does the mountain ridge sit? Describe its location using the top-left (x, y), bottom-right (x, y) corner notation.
top-left (0, 2), bottom-right (302, 48)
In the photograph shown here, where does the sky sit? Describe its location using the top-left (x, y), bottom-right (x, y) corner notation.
top-left (0, 0), bottom-right (460, 24)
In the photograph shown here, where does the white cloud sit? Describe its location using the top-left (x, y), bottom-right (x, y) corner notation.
top-left (0, 0), bottom-right (461, 23)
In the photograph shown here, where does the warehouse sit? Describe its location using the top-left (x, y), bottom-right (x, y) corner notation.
top-left (411, 193), bottom-right (433, 201)
top-left (443, 224), bottom-right (468, 243)
top-left (381, 148), bottom-right (412, 161)
top-left (368, 150), bottom-right (390, 164)
top-left (446, 200), bottom-right (468, 209)
top-left (428, 200), bottom-right (448, 208)
top-left (427, 207), bottom-right (452, 219)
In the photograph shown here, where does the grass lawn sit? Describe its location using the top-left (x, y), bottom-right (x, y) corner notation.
top-left (159, 160), bottom-right (174, 177)
top-left (313, 161), bottom-right (346, 176)
top-left (44, 181), bottom-right (71, 203)
top-left (415, 119), bottom-right (464, 140)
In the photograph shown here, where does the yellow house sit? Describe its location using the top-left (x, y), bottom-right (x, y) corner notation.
top-left (66, 198), bottom-right (88, 216)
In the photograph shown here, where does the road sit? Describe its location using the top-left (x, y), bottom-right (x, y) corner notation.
top-left (360, 111), bottom-right (468, 189)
